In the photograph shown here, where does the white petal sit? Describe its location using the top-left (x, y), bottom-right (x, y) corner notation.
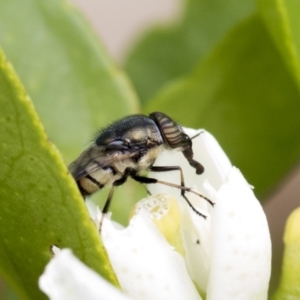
top-left (39, 249), bottom-right (131, 300)
top-left (101, 215), bottom-right (202, 300)
top-left (147, 129), bottom-right (232, 293)
top-left (180, 197), bottom-right (212, 293)
top-left (148, 129), bottom-right (232, 199)
top-left (183, 128), bottom-right (232, 188)
top-left (207, 168), bottom-right (271, 300)
top-left (131, 193), bottom-right (185, 255)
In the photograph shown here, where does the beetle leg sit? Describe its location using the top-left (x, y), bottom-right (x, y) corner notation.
top-left (99, 175), bottom-right (128, 233)
top-left (150, 165), bottom-right (185, 197)
top-left (131, 174), bottom-right (214, 219)
top-left (150, 166), bottom-right (202, 217)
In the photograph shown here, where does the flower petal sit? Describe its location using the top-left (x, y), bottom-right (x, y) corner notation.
top-left (207, 167), bottom-right (271, 300)
top-left (146, 128), bottom-right (233, 293)
top-left (148, 129), bottom-right (232, 198)
top-left (101, 214), bottom-right (202, 300)
top-left (131, 193), bottom-right (185, 255)
top-left (39, 249), bottom-right (130, 300)
top-left (180, 196), bottom-right (212, 294)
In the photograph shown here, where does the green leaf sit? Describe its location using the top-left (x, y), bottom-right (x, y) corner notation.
top-left (124, 0), bottom-right (255, 103)
top-left (0, 280), bottom-right (19, 300)
top-left (257, 0), bottom-right (300, 92)
top-left (0, 48), bottom-right (119, 299)
top-left (145, 14), bottom-right (300, 196)
top-left (272, 207), bottom-right (300, 300)
top-left (0, 0), bottom-right (144, 227)
top-left (0, 0), bottom-right (140, 161)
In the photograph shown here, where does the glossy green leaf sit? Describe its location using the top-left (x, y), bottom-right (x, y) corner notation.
top-left (146, 14), bottom-right (300, 196)
top-left (0, 48), bottom-right (119, 299)
top-left (0, 0), bottom-right (140, 161)
top-left (257, 0), bottom-right (300, 92)
top-left (272, 207), bottom-right (300, 300)
top-left (0, 0), bottom-right (144, 227)
top-left (1, 287), bottom-right (19, 300)
top-left (124, 0), bottom-right (255, 103)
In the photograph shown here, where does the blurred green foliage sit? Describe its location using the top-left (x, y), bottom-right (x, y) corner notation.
top-left (145, 14), bottom-right (300, 196)
top-left (0, 0), bottom-right (299, 299)
top-left (0, 0), bottom-right (139, 161)
top-left (125, 0), bottom-right (255, 104)
top-left (272, 208), bottom-right (300, 300)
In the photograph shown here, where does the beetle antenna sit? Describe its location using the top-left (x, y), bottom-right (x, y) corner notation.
top-left (191, 130), bottom-right (205, 140)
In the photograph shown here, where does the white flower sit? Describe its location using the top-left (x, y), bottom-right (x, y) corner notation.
top-left (39, 129), bottom-right (271, 300)
top-left (39, 249), bottom-right (131, 300)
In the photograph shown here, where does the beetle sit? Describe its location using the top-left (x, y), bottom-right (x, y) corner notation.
top-left (69, 112), bottom-right (213, 229)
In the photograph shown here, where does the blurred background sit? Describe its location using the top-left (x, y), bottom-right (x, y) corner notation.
top-left (71, 0), bottom-right (181, 63)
